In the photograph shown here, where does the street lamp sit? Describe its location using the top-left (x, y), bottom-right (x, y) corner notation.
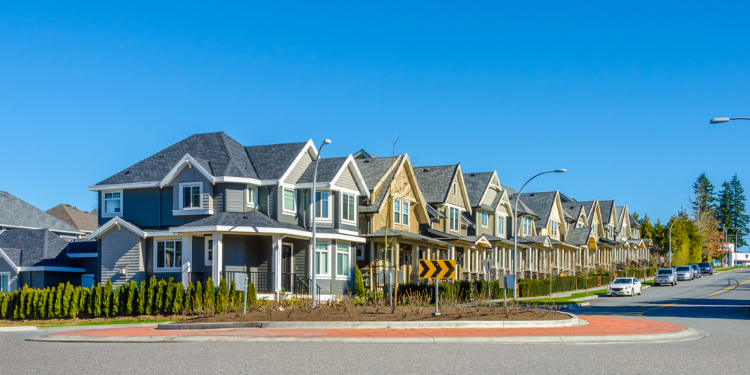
top-left (710, 117), bottom-right (750, 124)
top-left (512, 169), bottom-right (566, 300)
top-left (311, 139), bottom-right (331, 308)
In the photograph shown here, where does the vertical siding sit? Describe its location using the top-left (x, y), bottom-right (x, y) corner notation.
top-left (285, 150), bottom-right (314, 184)
top-left (100, 228), bottom-right (146, 287)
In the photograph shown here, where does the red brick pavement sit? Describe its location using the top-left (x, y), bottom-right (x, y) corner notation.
top-left (49, 316), bottom-right (685, 339)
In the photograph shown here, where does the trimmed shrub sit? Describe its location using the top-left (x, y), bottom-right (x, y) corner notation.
top-left (70, 287), bottom-right (80, 318)
top-left (127, 280), bottom-right (136, 315)
top-left (138, 280), bottom-right (146, 315)
top-left (204, 278), bottom-right (216, 314)
top-left (146, 276), bottom-right (157, 315)
top-left (1, 291), bottom-right (10, 318)
top-left (165, 278), bottom-right (175, 313)
top-left (246, 281), bottom-right (257, 308)
top-left (229, 280), bottom-right (237, 311)
top-left (80, 287), bottom-right (91, 317)
top-left (31, 289), bottom-right (41, 318)
top-left (12, 290), bottom-right (21, 319)
top-left (216, 279), bottom-right (228, 314)
top-left (18, 285), bottom-right (28, 319)
top-left (172, 283), bottom-right (183, 314)
top-left (62, 283), bottom-right (72, 317)
top-left (112, 286), bottom-right (121, 317)
top-left (354, 267), bottom-right (365, 298)
top-left (184, 282), bottom-right (194, 314)
top-left (93, 283), bottom-right (103, 317)
top-left (102, 280), bottom-right (113, 317)
top-left (54, 283), bottom-right (64, 318)
top-left (156, 279), bottom-right (167, 314)
top-left (194, 281), bottom-right (203, 313)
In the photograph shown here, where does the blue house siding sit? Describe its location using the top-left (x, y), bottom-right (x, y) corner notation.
top-left (123, 188), bottom-right (160, 228)
top-left (214, 183), bottom-right (247, 213)
top-left (0, 256), bottom-right (19, 292)
top-left (100, 227), bottom-right (146, 287)
top-left (160, 187), bottom-right (199, 227)
top-left (191, 236), bottom-right (210, 273)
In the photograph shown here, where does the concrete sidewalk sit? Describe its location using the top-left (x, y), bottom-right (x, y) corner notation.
top-left (27, 316), bottom-right (707, 345)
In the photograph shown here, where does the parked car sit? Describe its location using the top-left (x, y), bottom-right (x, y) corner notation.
top-left (675, 265), bottom-right (693, 281)
top-left (698, 262), bottom-right (714, 275)
top-left (690, 264), bottom-right (701, 279)
top-left (654, 268), bottom-right (677, 286)
top-left (607, 277), bottom-right (642, 297)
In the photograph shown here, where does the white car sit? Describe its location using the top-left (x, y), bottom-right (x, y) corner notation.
top-left (607, 277), bottom-right (642, 297)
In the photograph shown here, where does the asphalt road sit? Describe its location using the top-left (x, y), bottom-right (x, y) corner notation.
top-left (1, 269), bottom-right (748, 374)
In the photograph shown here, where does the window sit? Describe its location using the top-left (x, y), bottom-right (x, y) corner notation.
top-left (577, 222), bottom-right (583, 228)
top-left (342, 193), bottom-right (356, 222)
top-left (394, 199), bottom-right (401, 224)
top-left (402, 202), bottom-right (409, 225)
top-left (315, 242), bottom-right (329, 276)
top-left (481, 212), bottom-right (489, 227)
top-left (550, 221), bottom-right (559, 237)
top-left (284, 188), bottom-right (296, 213)
top-left (315, 191), bottom-right (329, 218)
top-left (156, 240), bottom-right (182, 269)
top-left (497, 215), bottom-right (506, 236)
top-left (356, 245), bottom-right (364, 260)
top-left (247, 186), bottom-right (258, 206)
top-left (452, 182), bottom-right (457, 196)
top-left (336, 243), bottom-right (351, 278)
top-left (0, 272), bottom-right (9, 293)
top-left (205, 236), bottom-right (213, 265)
top-left (565, 221), bottom-right (570, 230)
top-left (180, 183), bottom-right (202, 209)
top-left (523, 217), bottom-right (533, 235)
top-left (103, 191), bottom-right (122, 215)
top-left (593, 224), bottom-right (597, 234)
top-left (449, 207), bottom-right (460, 231)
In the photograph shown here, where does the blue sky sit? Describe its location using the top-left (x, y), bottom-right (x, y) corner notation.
top-left (2, 1), bottom-right (749, 224)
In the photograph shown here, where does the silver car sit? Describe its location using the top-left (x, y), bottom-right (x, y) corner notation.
top-left (654, 268), bottom-right (677, 286)
top-left (675, 265), bottom-right (693, 281)
top-left (690, 264), bottom-right (701, 279)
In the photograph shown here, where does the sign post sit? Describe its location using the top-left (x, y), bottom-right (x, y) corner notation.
top-left (235, 273), bottom-right (248, 315)
top-left (419, 259), bottom-right (457, 316)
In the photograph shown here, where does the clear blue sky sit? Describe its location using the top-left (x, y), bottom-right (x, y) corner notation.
top-left (2, 1), bottom-right (749, 224)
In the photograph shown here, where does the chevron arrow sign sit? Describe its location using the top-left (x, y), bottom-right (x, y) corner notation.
top-left (419, 259), bottom-right (456, 279)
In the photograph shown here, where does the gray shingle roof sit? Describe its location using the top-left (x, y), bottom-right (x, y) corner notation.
top-left (363, 228), bottom-right (448, 246)
top-left (562, 202), bottom-right (586, 222)
top-left (518, 236), bottom-right (550, 246)
top-left (245, 141), bottom-right (308, 180)
top-left (506, 191), bottom-right (538, 218)
top-left (0, 192), bottom-right (81, 234)
top-left (519, 192), bottom-right (557, 229)
top-left (600, 200), bottom-right (615, 224)
top-left (46, 204), bottom-right (98, 232)
top-left (463, 172), bottom-right (494, 207)
top-left (297, 157), bottom-right (348, 184)
top-left (413, 165), bottom-right (458, 204)
top-left (630, 214), bottom-right (640, 227)
top-left (177, 211), bottom-right (306, 231)
top-left (565, 227), bottom-right (592, 246)
top-left (98, 132), bottom-right (261, 185)
top-left (355, 156), bottom-right (401, 191)
top-left (576, 201), bottom-right (597, 225)
top-left (0, 229), bottom-right (80, 268)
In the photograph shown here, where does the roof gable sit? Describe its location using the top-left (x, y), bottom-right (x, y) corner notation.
top-left (0, 192), bottom-right (82, 234)
top-left (0, 229), bottom-right (78, 269)
top-left (247, 140), bottom-right (312, 181)
top-left (463, 172), bottom-right (495, 207)
top-left (46, 204), bottom-right (98, 232)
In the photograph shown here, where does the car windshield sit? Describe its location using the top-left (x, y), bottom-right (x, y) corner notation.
top-left (699, 262), bottom-right (711, 267)
top-left (613, 279), bottom-right (633, 284)
top-left (657, 270), bottom-right (672, 275)
top-left (676, 266), bottom-right (690, 271)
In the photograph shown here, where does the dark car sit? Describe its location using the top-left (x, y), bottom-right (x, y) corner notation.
top-left (690, 264), bottom-right (701, 279)
top-left (698, 262), bottom-right (714, 275)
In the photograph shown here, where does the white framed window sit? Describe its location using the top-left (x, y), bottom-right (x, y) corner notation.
top-left (497, 214), bottom-right (506, 236)
top-left (204, 236), bottom-right (213, 265)
top-left (402, 202), bottom-right (409, 226)
top-left (592, 224), bottom-right (597, 234)
top-left (315, 191), bottom-right (329, 219)
top-left (0, 272), bottom-right (10, 293)
top-left (315, 241), bottom-right (330, 277)
top-left (336, 242), bottom-right (351, 279)
top-left (449, 207), bottom-right (460, 231)
top-left (356, 244), bottom-right (364, 260)
top-left (180, 182), bottom-right (202, 209)
top-left (394, 199), bottom-right (401, 224)
top-left (102, 190), bottom-right (123, 216)
top-left (283, 188), bottom-right (296, 214)
top-left (394, 199), bottom-right (409, 226)
top-left (247, 186), bottom-right (258, 206)
top-left (155, 240), bottom-right (182, 270)
top-left (550, 221), bottom-right (559, 237)
top-left (480, 212), bottom-right (489, 227)
top-left (523, 217), bottom-right (533, 235)
top-left (342, 193), bottom-right (356, 223)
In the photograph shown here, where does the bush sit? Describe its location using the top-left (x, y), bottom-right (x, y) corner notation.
top-left (13, 290), bottom-right (21, 319)
top-left (18, 285), bottom-right (28, 319)
top-left (138, 280), bottom-right (146, 315)
top-left (126, 280), bottom-right (136, 315)
top-left (172, 283), bottom-right (183, 315)
top-left (246, 281), bottom-right (257, 308)
top-left (184, 282), bottom-right (194, 314)
top-left (518, 279), bottom-right (550, 298)
top-left (146, 276), bottom-right (157, 315)
top-left (62, 283), bottom-right (72, 317)
top-left (354, 267), bottom-right (365, 298)
top-left (1, 291), bottom-right (11, 318)
top-left (93, 283), bottom-right (103, 317)
top-left (204, 278), bottom-right (216, 314)
top-left (31, 289), bottom-right (42, 318)
top-left (70, 287), bottom-right (81, 318)
top-left (80, 287), bottom-right (91, 317)
top-left (194, 281), bottom-right (204, 313)
top-left (157, 279), bottom-right (167, 314)
top-left (216, 279), bottom-right (228, 314)
top-left (112, 286), bottom-right (121, 317)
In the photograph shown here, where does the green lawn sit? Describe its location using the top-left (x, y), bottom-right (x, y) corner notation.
top-left (519, 289), bottom-right (608, 305)
top-left (1, 318), bottom-right (178, 328)
top-left (714, 267), bottom-right (745, 272)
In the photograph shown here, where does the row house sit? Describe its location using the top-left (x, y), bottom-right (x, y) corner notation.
top-left (86, 132), bottom-right (369, 299)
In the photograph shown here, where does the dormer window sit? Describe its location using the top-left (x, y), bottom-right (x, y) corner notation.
top-left (550, 221), bottom-right (559, 237)
top-left (103, 190), bottom-right (122, 216)
top-left (180, 183), bottom-right (202, 209)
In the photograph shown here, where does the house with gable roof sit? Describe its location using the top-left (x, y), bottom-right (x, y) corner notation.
top-left (86, 132), bottom-right (369, 299)
top-left (47, 204), bottom-right (99, 234)
top-left (0, 191), bottom-right (85, 239)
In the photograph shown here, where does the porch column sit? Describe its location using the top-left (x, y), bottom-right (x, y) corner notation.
top-left (466, 247), bottom-right (471, 272)
top-left (411, 246), bottom-right (419, 283)
top-left (212, 233), bottom-right (223, 283)
top-left (449, 244), bottom-right (455, 261)
top-left (369, 241), bottom-right (375, 266)
top-left (271, 234), bottom-right (283, 295)
top-left (181, 234), bottom-right (193, 288)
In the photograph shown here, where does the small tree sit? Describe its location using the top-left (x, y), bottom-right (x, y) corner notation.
top-left (146, 276), bottom-right (157, 315)
top-left (18, 285), bottom-right (28, 319)
top-left (246, 281), bottom-right (257, 308)
top-left (156, 279), bottom-right (167, 314)
top-left (102, 280), bottom-right (113, 317)
top-left (165, 278), bottom-right (175, 313)
top-left (0, 291), bottom-right (8, 319)
top-left (127, 280), bottom-right (136, 315)
top-left (216, 279), bottom-right (229, 314)
top-left (354, 267), bottom-right (365, 298)
top-left (184, 282), bottom-right (194, 314)
top-left (138, 280), bottom-right (146, 315)
top-left (13, 290), bottom-right (22, 319)
top-left (70, 287), bottom-right (81, 318)
top-left (194, 281), bottom-right (204, 314)
top-left (204, 278), bottom-right (216, 315)
top-left (62, 283), bottom-right (73, 317)
top-left (54, 283), bottom-right (65, 318)
top-left (32, 289), bottom-right (42, 318)
top-left (172, 283), bottom-right (183, 315)
top-left (112, 286), bottom-right (121, 317)
top-left (80, 287), bottom-right (91, 317)
top-left (93, 283), bottom-right (103, 317)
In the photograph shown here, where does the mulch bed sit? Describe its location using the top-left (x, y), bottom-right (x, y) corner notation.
top-left (180, 305), bottom-right (569, 323)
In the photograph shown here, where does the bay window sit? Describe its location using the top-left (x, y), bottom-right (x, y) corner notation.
top-left (156, 240), bottom-right (182, 270)
top-left (336, 243), bottom-right (351, 278)
top-left (103, 190), bottom-right (122, 216)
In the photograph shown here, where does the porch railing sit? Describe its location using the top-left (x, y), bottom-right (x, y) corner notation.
top-left (221, 271), bottom-right (275, 294)
top-left (188, 272), bottom-right (211, 285)
top-left (292, 274), bottom-right (321, 301)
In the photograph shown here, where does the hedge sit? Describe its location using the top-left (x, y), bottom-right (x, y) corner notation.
top-left (0, 277), bottom-right (257, 321)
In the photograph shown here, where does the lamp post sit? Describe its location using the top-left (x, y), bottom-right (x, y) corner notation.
top-left (311, 139), bottom-right (331, 308)
top-left (710, 117), bottom-right (750, 124)
top-left (512, 169), bottom-right (566, 300)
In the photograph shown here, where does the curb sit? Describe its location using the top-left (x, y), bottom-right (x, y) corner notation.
top-left (26, 326), bottom-right (707, 345)
top-left (157, 312), bottom-right (579, 330)
top-left (0, 326), bottom-right (37, 332)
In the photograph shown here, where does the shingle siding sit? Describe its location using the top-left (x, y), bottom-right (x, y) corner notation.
top-left (100, 228), bottom-right (146, 287)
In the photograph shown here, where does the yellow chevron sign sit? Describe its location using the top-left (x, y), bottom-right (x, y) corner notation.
top-left (419, 259), bottom-right (456, 279)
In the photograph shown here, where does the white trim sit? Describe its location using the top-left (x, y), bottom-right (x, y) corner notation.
top-left (159, 154), bottom-right (216, 188)
top-left (329, 155), bottom-right (371, 198)
top-left (0, 224), bottom-right (84, 235)
top-left (282, 187), bottom-right (297, 215)
top-left (205, 235), bottom-right (213, 266)
top-left (88, 181), bottom-right (159, 191)
top-left (0, 247), bottom-right (19, 273)
top-left (279, 140), bottom-right (317, 183)
top-left (340, 192), bottom-right (357, 225)
top-left (87, 217), bottom-right (146, 240)
top-left (314, 232), bottom-right (366, 243)
top-left (153, 239), bottom-right (183, 271)
top-left (214, 176), bottom-right (265, 185)
top-left (144, 230), bottom-right (177, 237)
top-left (0, 271), bottom-right (10, 292)
top-left (101, 189), bottom-right (123, 218)
top-left (314, 240), bottom-right (331, 279)
top-left (313, 190), bottom-right (332, 221)
top-left (172, 209), bottom-right (214, 216)
top-left (170, 225), bottom-right (312, 239)
top-left (247, 185), bottom-right (258, 207)
top-left (178, 182), bottom-right (204, 210)
top-left (335, 241), bottom-right (352, 280)
top-left (17, 266), bottom-right (86, 272)
top-left (66, 253), bottom-right (98, 258)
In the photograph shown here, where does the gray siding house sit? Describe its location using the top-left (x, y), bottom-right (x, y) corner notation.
top-left (87, 132), bottom-right (369, 298)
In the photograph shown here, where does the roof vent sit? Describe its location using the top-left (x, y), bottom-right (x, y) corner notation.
top-left (423, 169), bottom-right (429, 172)
top-left (364, 160), bottom-right (370, 163)
top-left (124, 170), bottom-right (130, 175)
top-left (243, 216), bottom-right (248, 219)
top-left (470, 174), bottom-right (475, 177)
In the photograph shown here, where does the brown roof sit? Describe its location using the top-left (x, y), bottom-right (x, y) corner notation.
top-left (46, 204), bottom-right (98, 232)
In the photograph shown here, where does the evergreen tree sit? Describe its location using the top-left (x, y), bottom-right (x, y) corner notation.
top-left (729, 174), bottom-right (749, 248)
top-left (165, 278), bottom-right (175, 313)
top-left (204, 278), bottom-right (215, 314)
top-left (354, 267), bottom-right (365, 298)
top-left (172, 283), bottom-right (183, 315)
top-left (184, 282), bottom-right (194, 315)
top-left (138, 280), bottom-right (146, 315)
top-left (0, 291), bottom-right (7, 318)
top-left (62, 283), bottom-right (73, 317)
top-left (112, 286), bottom-right (121, 317)
top-left (32, 290), bottom-right (41, 318)
top-left (93, 283), bottom-right (103, 317)
top-left (716, 181), bottom-right (732, 238)
top-left (156, 279), bottom-right (167, 314)
top-left (47, 287), bottom-right (55, 318)
top-left (70, 287), bottom-right (81, 318)
top-left (127, 280), bottom-right (137, 315)
top-left (80, 288), bottom-right (91, 317)
top-left (13, 290), bottom-right (21, 319)
top-left (246, 281), bottom-right (257, 308)
top-left (18, 286), bottom-right (28, 319)
top-left (216, 279), bottom-right (228, 314)
top-left (194, 281), bottom-right (203, 314)
top-left (54, 283), bottom-right (64, 318)
top-left (146, 276), bottom-right (157, 315)
top-left (692, 173), bottom-right (716, 215)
